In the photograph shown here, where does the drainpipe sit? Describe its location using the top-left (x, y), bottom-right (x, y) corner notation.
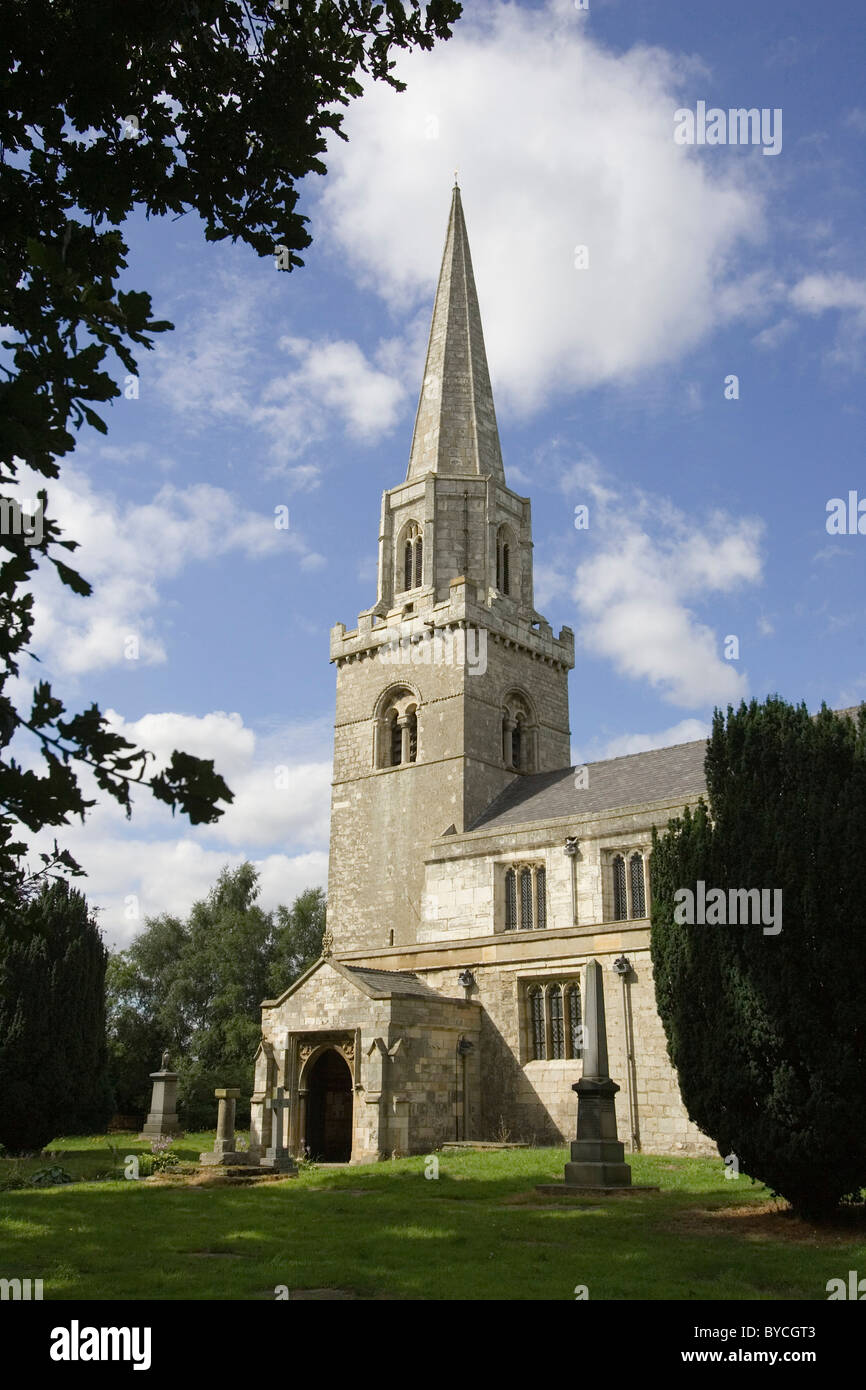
top-left (456, 1036), bottom-right (474, 1141)
top-left (613, 955), bottom-right (640, 1151)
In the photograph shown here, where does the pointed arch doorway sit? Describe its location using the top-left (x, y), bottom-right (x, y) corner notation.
top-left (306, 1048), bottom-right (353, 1162)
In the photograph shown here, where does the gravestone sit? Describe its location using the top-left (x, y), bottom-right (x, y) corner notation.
top-left (200, 1088), bottom-right (253, 1167)
top-left (140, 1052), bottom-right (181, 1138)
top-left (537, 960), bottom-right (657, 1196)
top-left (259, 1086), bottom-right (298, 1174)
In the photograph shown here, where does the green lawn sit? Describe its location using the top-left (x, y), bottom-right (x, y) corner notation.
top-left (1, 1137), bottom-right (864, 1300)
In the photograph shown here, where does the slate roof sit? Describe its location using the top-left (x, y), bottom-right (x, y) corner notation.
top-left (342, 965), bottom-right (442, 999)
top-left (469, 738), bottom-right (708, 832)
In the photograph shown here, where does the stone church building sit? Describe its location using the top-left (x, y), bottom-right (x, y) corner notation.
top-left (249, 185), bottom-right (715, 1164)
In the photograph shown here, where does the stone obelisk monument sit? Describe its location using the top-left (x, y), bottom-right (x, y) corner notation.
top-left (537, 959), bottom-right (656, 1196)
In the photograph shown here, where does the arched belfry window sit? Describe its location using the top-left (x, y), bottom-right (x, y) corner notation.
top-left (399, 521), bottom-right (423, 594)
top-left (496, 526), bottom-right (513, 596)
top-left (502, 692), bottom-right (537, 773)
top-left (374, 686), bottom-right (419, 769)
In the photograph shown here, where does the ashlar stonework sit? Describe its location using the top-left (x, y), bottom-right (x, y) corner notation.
top-left (249, 184), bottom-right (715, 1164)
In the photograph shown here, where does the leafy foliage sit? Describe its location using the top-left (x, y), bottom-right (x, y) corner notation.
top-left (0, 878), bottom-right (113, 1152)
top-left (107, 863), bottom-right (325, 1126)
top-left (651, 697), bottom-right (866, 1216)
top-left (0, 0), bottom-right (459, 907)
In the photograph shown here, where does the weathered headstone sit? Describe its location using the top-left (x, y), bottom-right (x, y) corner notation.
top-left (537, 960), bottom-right (657, 1196)
top-left (140, 1052), bottom-right (181, 1138)
top-left (259, 1086), bottom-right (297, 1174)
top-left (200, 1088), bottom-right (252, 1167)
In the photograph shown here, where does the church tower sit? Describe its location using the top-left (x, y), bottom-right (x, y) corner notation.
top-left (327, 185), bottom-right (574, 954)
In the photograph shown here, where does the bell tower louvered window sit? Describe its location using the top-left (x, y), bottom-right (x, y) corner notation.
top-left (496, 526), bottom-right (512, 596)
top-left (400, 521), bottom-right (422, 594)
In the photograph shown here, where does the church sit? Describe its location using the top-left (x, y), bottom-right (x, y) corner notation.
top-left (249, 185), bottom-right (715, 1164)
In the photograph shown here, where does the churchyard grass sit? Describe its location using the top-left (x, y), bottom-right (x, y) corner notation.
top-left (1, 1140), bottom-right (864, 1300)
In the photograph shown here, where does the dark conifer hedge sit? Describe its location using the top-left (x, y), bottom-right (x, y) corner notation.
top-left (651, 697), bottom-right (866, 1216)
top-left (0, 880), bottom-right (112, 1152)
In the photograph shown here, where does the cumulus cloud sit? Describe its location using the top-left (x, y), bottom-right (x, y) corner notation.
top-left (251, 336), bottom-right (408, 465)
top-left (317, 0), bottom-right (769, 414)
top-left (789, 273), bottom-right (866, 367)
top-left (150, 274), bottom-right (408, 468)
top-left (552, 452), bottom-right (764, 707)
top-left (22, 466), bottom-right (323, 676)
top-left (25, 710), bottom-right (333, 948)
top-left (577, 718), bottom-right (711, 762)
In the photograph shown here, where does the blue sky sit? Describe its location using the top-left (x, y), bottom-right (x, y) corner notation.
top-left (22, 0), bottom-right (866, 943)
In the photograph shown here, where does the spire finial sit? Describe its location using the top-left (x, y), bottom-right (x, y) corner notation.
top-left (405, 183), bottom-right (504, 484)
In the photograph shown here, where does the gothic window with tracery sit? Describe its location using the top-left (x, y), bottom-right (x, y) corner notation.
top-left (525, 977), bottom-right (583, 1062)
top-left (608, 849), bottom-right (648, 920)
top-left (502, 863), bottom-right (547, 931)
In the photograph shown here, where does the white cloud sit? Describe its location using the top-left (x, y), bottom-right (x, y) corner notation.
top-left (790, 273), bottom-right (866, 316)
top-left (789, 273), bottom-right (866, 367)
top-left (25, 710), bottom-right (333, 948)
top-left (580, 718), bottom-right (711, 761)
top-left (23, 467), bottom-right (323, 676)
top-left (318, 0), bottom-right (769, 415)
top-left (251, 336), bottom-right (407, 465)
top-left (562, 455), bottom-right (763, 707)
top-left (150, 275), bottom-right (408, 469)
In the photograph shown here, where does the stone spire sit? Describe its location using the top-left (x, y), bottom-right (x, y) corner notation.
top-left (406, 183), bottom-right (505, 483)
